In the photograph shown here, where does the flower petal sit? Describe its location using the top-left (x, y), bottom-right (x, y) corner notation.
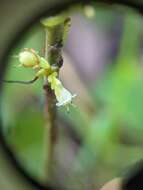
top-left (48, 72), bottom-right (76, 107)
top-left (56, 87), bottom-right (76, 107)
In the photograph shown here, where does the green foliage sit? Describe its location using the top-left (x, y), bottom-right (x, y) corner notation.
top-left (1, 24), bottom-right (45, 180)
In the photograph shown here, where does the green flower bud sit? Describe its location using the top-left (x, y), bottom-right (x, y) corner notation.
top-left (19, 49), bottom-right (39, 68)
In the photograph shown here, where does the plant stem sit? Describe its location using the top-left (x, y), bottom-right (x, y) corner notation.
top-left (43, 84), bottom-right (56, 184)
top-left (42, 18), bottom-right (66, 184)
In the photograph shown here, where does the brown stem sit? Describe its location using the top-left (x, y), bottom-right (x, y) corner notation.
top-left (43, 85), bottom-right (57, 144)
top-left (43, 84), bottom-right (57, 184)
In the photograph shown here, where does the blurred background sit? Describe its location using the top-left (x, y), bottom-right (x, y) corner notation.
top-left (1, 3), bottom-right (143, 190)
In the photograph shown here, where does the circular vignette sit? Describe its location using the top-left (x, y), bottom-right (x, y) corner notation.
top-left (0, 0), bottom-right (143, 190)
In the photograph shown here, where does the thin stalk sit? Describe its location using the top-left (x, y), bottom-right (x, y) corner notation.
top-left (2, 76), bottom-right (38, 84)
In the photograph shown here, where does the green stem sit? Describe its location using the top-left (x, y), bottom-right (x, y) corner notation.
top-left (41, 16), bottom-right (68, 184)
top-left (46, 25), bottom-right (64, 70)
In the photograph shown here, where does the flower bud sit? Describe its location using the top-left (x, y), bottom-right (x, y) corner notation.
top-left (19, 50), bottom-right (39, 68)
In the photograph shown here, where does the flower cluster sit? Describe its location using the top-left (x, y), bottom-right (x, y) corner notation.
top-left (18, 49), bottom-right (76, 107)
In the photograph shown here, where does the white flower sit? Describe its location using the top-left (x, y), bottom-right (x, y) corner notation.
top-left (56, 87), bottom-right (76, 107)
top-left (48, 72), bottom-right (76, 107)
